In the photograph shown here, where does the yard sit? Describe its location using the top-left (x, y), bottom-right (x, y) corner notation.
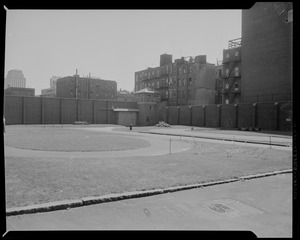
top-left (4, 125), bottom-right (292, 208)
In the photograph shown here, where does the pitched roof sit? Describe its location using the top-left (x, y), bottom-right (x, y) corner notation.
top-left (134, 87), bottom-right (160, 94)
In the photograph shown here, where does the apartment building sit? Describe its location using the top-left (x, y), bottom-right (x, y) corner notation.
top-left (134, 54), bottom-right (216, 106)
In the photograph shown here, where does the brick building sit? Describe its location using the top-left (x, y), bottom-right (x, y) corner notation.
top-left (56, 71), bottom-right (117, 100)
top-left (4, 87), bottom-right (35, 96)
top-left (134, 54), bottom-right (216, 106)
top-left (222, 38), bottom-right (242, 104)
top-left (241, 2), bottom-right (293, 103)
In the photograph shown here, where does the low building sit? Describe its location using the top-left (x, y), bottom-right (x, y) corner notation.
top-left (41, 76), bottom-right (61, 97)
top-left (117, 89), bottom-right (136, 102)
top-left (4, 87), bottom-right (35, 96)
top-left (56, 70), bottom-right (117, 100)
top-left (134, 88), bottom-right (161, 103)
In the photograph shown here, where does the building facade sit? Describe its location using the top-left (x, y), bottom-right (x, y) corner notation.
top-left (41, 76), bottom-right (61, 97)
top-left (222, 38), bottom-right (242, 104)
top-left (4, 70), bottom-right (26, 89)
top-left (117, 89), bottom-right (135, 102)
top-left (215, 60), bottom-right (223, 104)
top-left (4, 87), bottom-right (35, 96)
top-left (134, 54), bottom-right (216, 106)
top-left (241, 2), bottom-right (292, 103)
top-left (56, 72), bottom-right (117, 100)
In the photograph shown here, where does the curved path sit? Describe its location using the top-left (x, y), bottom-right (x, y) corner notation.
top-left (4, 127), bottom-right (192, 159)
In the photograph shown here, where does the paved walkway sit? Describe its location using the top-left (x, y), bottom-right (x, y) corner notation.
top-left (6, 173), bottom-right (292, 237)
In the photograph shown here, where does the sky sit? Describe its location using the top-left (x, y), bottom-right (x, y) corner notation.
top-left (5, 9), bottom-right (241, 95)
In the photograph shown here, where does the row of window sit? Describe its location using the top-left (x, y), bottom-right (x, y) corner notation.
top-left (224, 83), bottom-right (239, 91)
top-left (225, 67), bottom-right (239, 77)
top-left (135, 65), bottom-right (193, 82)
top-left (70, 90), bottom-right (116, 98)
top-left (225, 51), bottom-right (239, 59)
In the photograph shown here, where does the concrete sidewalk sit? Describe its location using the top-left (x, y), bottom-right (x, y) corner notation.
top-left (6, 173), bottom-right (292, 237)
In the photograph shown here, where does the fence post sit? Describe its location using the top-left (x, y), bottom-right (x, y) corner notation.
top-left (203, 105), bottom-right (206, 127)
top-left (177, 106), bottom-right (180, 125)
top-left (253, 103), bottom-right (257, 128)
top-left (166, 106), bottom-right (169, 124)
top-left (22, 96), bottom-right (25, 125)
top-left (41, 97), bottom-right (44, 124)
top-left (217, 104), bottom-right (221, 128)
top-left (189, 105), bottom-right (193, 126)
top-left (60, 98), bottom-right (63, 124)
top-left (234, 104), bottom-right (238, 128)
top-left (274, 102), bottom-right (279, 130)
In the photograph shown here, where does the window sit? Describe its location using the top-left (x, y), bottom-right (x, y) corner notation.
top-left (182, 90), bottom-right (186, 98)
top-left (226, 68), bottom-right (229, 76)
top-left (157, 70), bottom-right (160, 76)
top-left (152, 82), bottom-right (154, 87)
top-left (179, 79), bottom-right (181, 86)
top-left (234, 83), bottom-right (239, 91)
top-left (225, 83), bottom-right (229, 89)
top-left (235, 67), bottom-right (239, 76)
top-left (157, 81), bottom-right (159, 88)
top-left (225, 53), bottom-right (229, 59)
top-left (183, 78), bottom-right (186, 86)
top-left (188, 77), bottom-right (192, 85)
top-left (225, 99), bottom-right (229, 104)
top-left (152, 71), bottom-right (154, 76)
top-left (166, 91), bottom-right (169, 98)
top-left (189, 65), bottom-right (192, 73)
top-left (235, 51), bottom-right (239, 57)
top-left (183, 67), bottom-right (186, 73)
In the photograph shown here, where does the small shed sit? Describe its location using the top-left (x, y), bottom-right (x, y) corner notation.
top-left (113, 108), bottom-right (139, 126)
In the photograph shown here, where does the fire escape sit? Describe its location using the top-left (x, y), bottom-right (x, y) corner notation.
top-left (222, 38), bottom-right (241, 104)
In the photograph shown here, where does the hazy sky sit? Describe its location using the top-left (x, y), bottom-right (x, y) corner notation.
top-left (5, 9), bottom-right (241, 95)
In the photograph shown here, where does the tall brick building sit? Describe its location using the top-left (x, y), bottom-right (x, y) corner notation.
top-left (241, 2), bottom-right (293, 103)
top-left (135, 54), bottom-right (216, 106)
top-left (56, 71), bottom-right (117, 100)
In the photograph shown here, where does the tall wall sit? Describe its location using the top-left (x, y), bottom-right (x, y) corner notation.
top-left (4, 96), bottom-right (137, 125)
top-left (241, 2), bottom-right (292, 103)
top-left (4, 96), bottom-right (291, 131)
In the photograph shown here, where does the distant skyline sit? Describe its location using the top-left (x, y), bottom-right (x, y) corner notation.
top-left (5, 9), bottom-right (242, 95)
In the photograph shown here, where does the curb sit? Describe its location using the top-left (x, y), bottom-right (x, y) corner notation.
top-left (6, 169), bottom-right (292, 216)
top-left (142, 131), bottom-right (292, 147)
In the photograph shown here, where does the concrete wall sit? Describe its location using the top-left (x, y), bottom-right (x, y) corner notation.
top-left (237, 103), bottom-right (254, 128)
top-left (4, 96), bottom-right (292, 131)
top-left (4, 96), bottom-right (23, 124)
top-left (191, 105), bottom-right (205, 127)
top-left (179, 106), bottom-right (191, 126)
top-left (205, 104), bottom-right (220, 127)
top-left (220, 104), bottom-right (236, 128)
top-left (137, 102), bottom-right (157, 126)
top-left (167, 106), bottom-right (179, 125)
top-left (42, 98), bottom-right (61, 124)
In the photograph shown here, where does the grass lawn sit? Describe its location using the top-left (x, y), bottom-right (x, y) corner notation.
top-left (4, 126), bottom-right (150, 151)
top-left (5, 139), bottom-right (292, 208)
